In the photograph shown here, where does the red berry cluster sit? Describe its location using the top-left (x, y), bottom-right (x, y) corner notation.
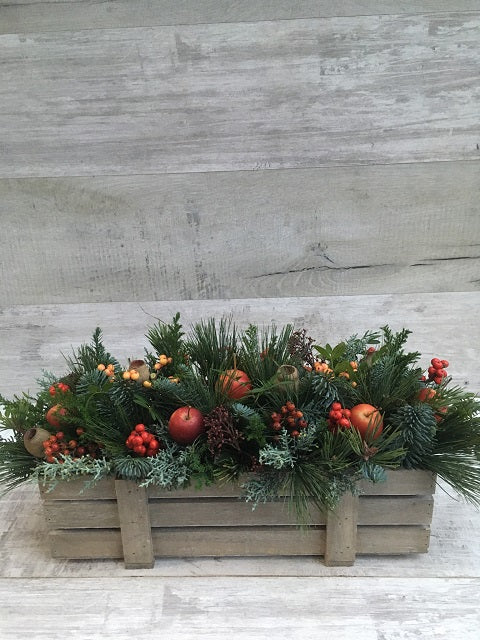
top-left (126, 423), bottom-right (161, 457)
top-left (427, 358), bottom-right (449, 385)
top-left (270, 401), bottom-right (308, 438)
top-left (48, 382), bottom-right (70, 396)
top-left (327, 402), bottom-right (351, 432)
top-left (42, 428), bottom-right (95, 463)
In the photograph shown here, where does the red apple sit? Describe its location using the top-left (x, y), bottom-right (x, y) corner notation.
top-left (219, 369), bottom-right (252, 400)
top-left (46, 404), bottom-right (67, 428)
top-left (349, 403), bottom-right (383, 440)
top-left (168, 406), bottom-right (205, 445)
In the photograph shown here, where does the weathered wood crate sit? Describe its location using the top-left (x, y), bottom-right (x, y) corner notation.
top-left (39, 469), bottom-right (436, 568)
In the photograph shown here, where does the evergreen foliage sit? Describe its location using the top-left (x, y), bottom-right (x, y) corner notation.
top-left (390, 404), bottom-right (437, 468)
top-left (1, 315), bottom-right (480, 520)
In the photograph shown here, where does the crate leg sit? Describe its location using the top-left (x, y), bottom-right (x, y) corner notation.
top-left (324, 492), bottom-right (359, 566)
top-left (115, 479), bottom-right (154, 569)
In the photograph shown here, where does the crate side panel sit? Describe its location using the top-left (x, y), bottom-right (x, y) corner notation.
top-left (43, 500), bottom-right (120, 529)
top-left (148, 499), bottom-right (326, 527)
top-left (360, 470), bottom-right (436, 496)
top-left (48, 529), bottom-right (123, 559)
top-left (38, 477), bottom-right (116, 500)
top-left (151, 526), bottom-right (326, 557)
top-left (358, 496), bottom-right (434, 526)
top-left (357, 526), bottom-right (431, 554)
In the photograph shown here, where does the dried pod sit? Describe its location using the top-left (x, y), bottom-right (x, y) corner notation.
top-left (128, 360), bottom-right (150, 384)
top-left (23, 427), bottom-right (51, 458)
top-left (275, 365), bottom-right (299, 392)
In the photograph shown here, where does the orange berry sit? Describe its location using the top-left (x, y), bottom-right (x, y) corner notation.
top-left (130, 371), bottom-right (140, 381)
top-left (143, 380), bottom-right (152, 388)
top-left (154, 363), bottom-right (161, 370)
top-left (97, 364), bottom-right (106, 371)
top-left (122, 371), bottom-right (131, 380)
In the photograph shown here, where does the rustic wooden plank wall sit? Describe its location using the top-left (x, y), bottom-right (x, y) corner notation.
top-left (0, 2), bottom-right (479, 307)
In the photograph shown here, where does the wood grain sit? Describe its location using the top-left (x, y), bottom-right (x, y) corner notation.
top-left (325, 492), bottom-right (358, 565)
top-left (1, 162), bottom-right (479, 305)
top-left (3, 1), bottom-right (480, 34)
top-left (1, 576), bottom-right (479, 640)
top-left (1, 14), bottom-right (479, 178)
top-left (114, 479), bottom-right (154, 568)
top-left (1, 294), bottom-right (478, 399)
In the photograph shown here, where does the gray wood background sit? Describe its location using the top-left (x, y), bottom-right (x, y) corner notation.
top-left (1, 2), bottom-right (479, 308)
top-left (1, 5), bottom-right (480, 635)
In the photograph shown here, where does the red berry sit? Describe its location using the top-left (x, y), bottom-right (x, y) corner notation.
top-left (338, 418), bottom-right (350, 428)
top-left (342, 409), bottom-right (351, 419)
top-left (366, 347), bottom-right (376, 354)
top-left (428, 366), bottom-right (436, 377)
top-left (272, 422), bottom-right (282, 431)
top-left (331, 402), bottom-right (342, 411)
top-left (76, 446), bottom-right (86, 456)
top-left (431, 358), bottom-right (443, 370)
top-left (49, 386), bottom-right (56, 396)
top-left (434, 376), bottom-right (443, 385)
top-left (441, 369), bottom-right (448, 378)
top-left (133, 445), bottom-right (147, 456)
top-left (331, 410), bottom-right (342, 422)
top-left (132, 435), bottom-right (143, 447)
top-left (76, 427), bottom-right (85, 436)
top-left (68, 440), bottom-right (77, 449)
top-left (291, 430), bottom-right (300, 437)
top-left (134, 424), bottom-right (146, 433)
top-left (46, 455), bottom-right (55, 463)
top-left (50, 443), bottom-right (60, 452)
top-left (441, 360), bottom-right (449, 368)
top-left (56, 431), bottom-right (64, 440)
top-left (141, 431), bottom-right (153, 443)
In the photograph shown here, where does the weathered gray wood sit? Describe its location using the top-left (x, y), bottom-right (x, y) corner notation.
top-left (325, 492), bottom-right (359, 566)
top-left (1, 576), bottom-right (479, 640)
top-left (1, 14), bottom-right (479, 178)
top-left (357, 526), bottom-right (431, 555)
top-left (115, 479), bottom-right (154, 569)
top-left (3, 1), bottom-right (480, 34)
top-left (2, 294), bottom-right (478, 399)
top-left (49, 529), bottom-right (124, 559)
top-left (359, 496), bottom-right (434, 526)
top-left (38, 476), bottom-right (116, 500)
top-left (359, 469), bottom-right (436, 495)
top-left (1, 161), bottom-right (479, 305)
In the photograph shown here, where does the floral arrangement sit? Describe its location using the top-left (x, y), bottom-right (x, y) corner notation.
top-left (1, 314), bottom-right (479, 521)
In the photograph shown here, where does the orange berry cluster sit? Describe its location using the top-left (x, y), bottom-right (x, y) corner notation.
top-left (313, 361), bottom-right (333, 374)
top-left (42, 428), bottom-right (93, 463)
top-left (48, 382), bottom-right (70, 397)
top-left (125, 423), bottom-right (161, 457)
top-left (427, 358), bottom-right (449, 385)
top-left (270, 401), bottom-right (308, 438)
top-left (327, 402), bottom-right (351, 433)
top-left (97, 363), bottom-right (115, 381)
top-left (154, 354), bottom-right (173, 371)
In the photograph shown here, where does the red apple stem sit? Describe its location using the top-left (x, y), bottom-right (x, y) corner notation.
top-left (186, 406), bottom-right (191, 420)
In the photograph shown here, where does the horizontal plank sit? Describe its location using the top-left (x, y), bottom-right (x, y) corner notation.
top-left (42, 494), bottom-right (433, 529)
top-left (3, 2), bottom-right (480, 34)
top-left (49, 529), bottom-right (124, 559)
top-left (1, 161), bottom-right (479, 305)
top-left (39, 469), bottom-right (435, 502)
top-left (38, 477), bottom-right (116, 500)
top-left (1, 14), bottom-right (479, 178)
top-left (357, 526), bottom-right (431, 555)
top-left (359, 470), bottom-right (436, 495)
top-left (1, 576), bottom-right (479, 640)
top-left (48, 524), bottom-right (430, 558)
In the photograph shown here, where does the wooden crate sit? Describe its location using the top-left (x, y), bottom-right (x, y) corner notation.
top-left (39, 469), bottom-right (436, 569)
